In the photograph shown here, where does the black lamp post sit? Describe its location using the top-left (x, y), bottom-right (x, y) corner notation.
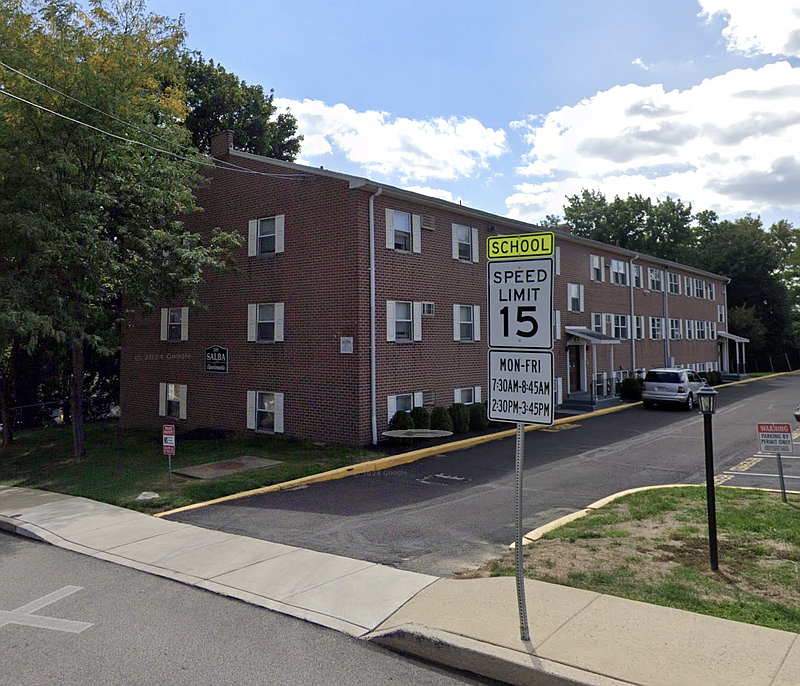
top-left (698, 385), bottom-right (719, 570)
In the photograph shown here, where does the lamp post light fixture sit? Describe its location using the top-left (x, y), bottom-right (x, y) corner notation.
top-left (697, 384), bottom-right (719, 570)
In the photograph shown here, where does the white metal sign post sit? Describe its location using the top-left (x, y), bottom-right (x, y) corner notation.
top-left (757, 423), bottom-right (794, 502)
top-left (487, 233), bottom-right (554, 643)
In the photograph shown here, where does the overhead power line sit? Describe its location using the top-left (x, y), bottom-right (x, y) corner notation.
top-left (0, 64), bottom-right (310, 180)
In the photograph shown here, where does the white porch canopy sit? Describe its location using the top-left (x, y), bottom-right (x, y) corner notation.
top-left (718, 331), bottom-right (750, 375)
top-left (565, 327), bottom-right (620, 401)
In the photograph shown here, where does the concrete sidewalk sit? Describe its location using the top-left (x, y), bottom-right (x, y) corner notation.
top-left (2, 486), bottom-right (798, 686)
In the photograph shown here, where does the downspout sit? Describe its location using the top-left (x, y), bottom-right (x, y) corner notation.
top-left (629, 255), bottom-right (638, 373)
top-left (663, 266), bottom-right (670, 366)
top-left (369, 187), bottom-right (383, 445)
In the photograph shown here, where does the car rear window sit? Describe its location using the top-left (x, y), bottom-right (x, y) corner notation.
top-left (644, 371), bottom-right (681, 383)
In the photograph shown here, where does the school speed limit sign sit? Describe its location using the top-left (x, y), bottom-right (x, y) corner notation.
top-left (488, 257), bottom-right (553, 349)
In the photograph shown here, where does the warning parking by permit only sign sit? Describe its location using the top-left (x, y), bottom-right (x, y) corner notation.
top-left (756, 423), bottom-right (794, 454)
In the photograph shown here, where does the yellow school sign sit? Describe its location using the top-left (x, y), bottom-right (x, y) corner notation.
top-left (487, 232), bottom-right (555, 260)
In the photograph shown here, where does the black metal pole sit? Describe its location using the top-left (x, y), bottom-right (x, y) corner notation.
top-left (703, 413), bottom-right (719, 570)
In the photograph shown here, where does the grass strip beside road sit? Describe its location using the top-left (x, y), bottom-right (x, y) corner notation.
top-left (470, 486), bottom-right (800, 633)
top-left (0, 421), bottom-right (382, 514)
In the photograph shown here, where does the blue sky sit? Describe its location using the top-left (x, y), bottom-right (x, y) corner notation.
top-left (149, 0), bottom-right (800, 228)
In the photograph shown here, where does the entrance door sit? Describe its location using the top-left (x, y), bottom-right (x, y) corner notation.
top-left (568, 346), bottom-right (581, 392)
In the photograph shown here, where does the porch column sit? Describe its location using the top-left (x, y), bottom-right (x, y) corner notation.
top-left (736, 341), bottom-right (742, 374)
top-left (592, 344), bottom-right (597, 403)
top-left (609, 345), bottom-right (615, 396)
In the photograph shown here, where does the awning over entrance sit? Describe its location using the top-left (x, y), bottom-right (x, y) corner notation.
top-left (564, 326), bottom-right (620, 345)
top-left (717, 331), bottom-right (750, 344)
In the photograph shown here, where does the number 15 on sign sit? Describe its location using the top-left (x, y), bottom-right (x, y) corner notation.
top-left (488, 258), bottom-right (553, 350)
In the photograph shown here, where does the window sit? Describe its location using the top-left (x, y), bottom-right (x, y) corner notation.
top-left (694, 278), bottom-right (704, 298)
top-left (422, 302), bottom-right (435, 317)
top-left (707, 321), bottom-right (717, 340)
top-left (453, 304), bottom-right (480, 342)
top-left (611, 259), bottom-right (628, 286)
top-left (158, 383), bottom-right (186, 420)
top-left (160, 307), bottom-right (188, 342)
top-left (451, 223), bottom-right (479, 262)
top-left (247, 303), bottom-right (285, 343)
top-left (707, 283), bottom-right (715, 300)
top-left (387, 301), bottom-right (422, 342)
top-left (696, 320), bottom-right (706, 340)
top-left (649, 316), bottom-right (663, 340)
top-left (684, 275), bottom-right (692, 296)
top-left (394, 301), bottom-right (412, 341)
top-left (247, 215), bottom-right (285, 257)
top-left (648, 268), bottom-right (663, 291)
top-left (634, 315), bottom-right (644, 340)
top-left (590, 255), bottom-right (605, 282)
top-left (697, 362), bottom-right (707, 373)
top-left (455, 386), bottom-right (482, 404)
top-left (668, 273), bottom-right (680, 295)
top-left (591, 313), bottom-right (605, 334)
top-left (718, 305), bottom-right (725, 323)
top-left (567, 283), bottom-right (584, 312)
top-left (613, 314), bottom-right (629, 339)
top-left (247, 390), bottom-right (284, 433)
top-left (686, 319), bottom-right (694, 340)
top-left (633, 265), bottom-right (642, 288)
top-left (387, 392), bottom-right (423, 422)
top-left (386, 209), bottom-right (421, 253)
top-left (669, 318), bottom-right (682, 340)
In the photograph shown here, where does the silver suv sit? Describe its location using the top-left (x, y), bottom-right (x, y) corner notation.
top-left (641, 368), bottom-right (706, 410)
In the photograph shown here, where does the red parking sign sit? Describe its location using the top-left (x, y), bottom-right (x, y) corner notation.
top-left (163, 425), bottom-right (176, 455)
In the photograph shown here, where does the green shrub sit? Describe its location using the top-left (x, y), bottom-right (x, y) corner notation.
top-left (410, 406), bottom-right (431, 430)
top-left (430, 406), bottom-right (454, 432)
top-left (469, 402), bottom-right (489, 430)
top-left (449, 403), bottom-right (471, 433)
top-left (701, 371), bottom-right (723, 386)
top-left (619, 376), bottom-right (643, 401)
top-left (389, 409), bottom-right (414, 431)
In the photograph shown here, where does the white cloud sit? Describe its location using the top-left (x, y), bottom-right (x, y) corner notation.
top-left (402, 185), bottom-right (463, 204)
top-left (274, 98), bottom-right (507, 182)
top-left (507, 61), bottom-right (800, 222)
top-left (698, 1), bottom-right (800, 58)
top-left (632, 57), bottom-right (652, 70)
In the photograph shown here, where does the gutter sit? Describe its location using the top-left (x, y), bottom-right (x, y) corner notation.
top-left (629, 255), bottom-right (639, 371)
top-left (369, 187), bottom-right (383, 445)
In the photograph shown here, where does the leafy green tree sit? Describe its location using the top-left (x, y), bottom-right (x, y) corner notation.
top-left (182, 53), bottom-right (302, 160)
top-left (563, 189), bottom-right (696, 263)
top-left (0, 0), bottom-right (240, 458)
top-left (727, 305), bottom-right (767, 353)
top-left (695, 215), bottom-right (789, 356)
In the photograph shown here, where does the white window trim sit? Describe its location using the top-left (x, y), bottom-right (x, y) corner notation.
top-left (669, 318), bottom-right (682, 340)
top-left (686, 319), bottom-right (694, 340)
top-left (649, 316), bottom-right (664, 340)
top-left (387, 392), bottom-right (424, 422)
top-left (648, 268), bottom-right (663, 292)
top-left (247, 303), bottom-right (285, 342)
top-left (246, 390), bottom-right (284, 433)
top-left (633, 264), bottom-right (642, 289)
top-left (453, 304), bottom-right (480, 342)
top-left (668, 272), bottom-right (681, 295)
top-left (248, 215), bottom-right (285, 256)
top-left (590, 254), bottom-right (605, 282)
top-left (386, 209), bottom-right (421, 253)
top-left (553, 309), bottom-right (562, 340)
top-left (718, 305), bottom-right (725, 323)
top-left (685, 275), bottom-right (692, 297)
top-left (567, 283), bottom-right (584, 313)
top-left (451, 223), bottom-right (479, 263)
top-left (158, 382), bottom-right (187, 420)
top-left (634, 315), bottom-right (644, 340)
top-left (611, 259), bottom-right (629, 286)
top-left (707, 283), bottom-right (715, 301)
top-left (613, 314), bottom-right (630, 340)
top-left (454, 386), bottom-right (482, 404)
top-left (160, 307), bottom-right (188, 342)
top-left (387, 301), bottom-right (423, 342)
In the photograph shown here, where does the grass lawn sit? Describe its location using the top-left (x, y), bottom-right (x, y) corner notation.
top-left (469, 486), bottom-right (800, 633)
top-left (0, 420), bottom-right (383, 513)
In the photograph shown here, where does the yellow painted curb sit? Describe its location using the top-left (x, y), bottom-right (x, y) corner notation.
top-left (511, 483), bottom-right (800, 548)
top-left (156, 371), bottom-right (793, 519)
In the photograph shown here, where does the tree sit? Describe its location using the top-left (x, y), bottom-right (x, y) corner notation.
top-left (182, 53), bottom-right (302, 160)
top-left (695, 215), bottom-right (790, 356)
top-left (0, 0), bottom-right (240, 458)
top-left (728, 305), bottom-right (767, 353)
top-left (563, 189), bottom-right (696, 263)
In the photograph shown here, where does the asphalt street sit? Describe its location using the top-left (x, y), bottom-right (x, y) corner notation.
top-left (0, 531), bottom-right (501, 686)
top-left (167, 375), bottom-right (800, 577)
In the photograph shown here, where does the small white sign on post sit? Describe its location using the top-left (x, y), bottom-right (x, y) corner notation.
top-left (756, 423), bottom-right (794, 454)
top-left (488, 350), bottom-right (554, 425)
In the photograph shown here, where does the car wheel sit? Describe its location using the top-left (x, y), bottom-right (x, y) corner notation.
top-left (685, 394), bottom-right (694, 411)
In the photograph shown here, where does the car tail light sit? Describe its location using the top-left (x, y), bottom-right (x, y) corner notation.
top-left (641, 383), bottom-right (647, 391)
top-left (677, 385), bottom-right (685, 393)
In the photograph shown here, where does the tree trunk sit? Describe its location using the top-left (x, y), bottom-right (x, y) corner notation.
top-left (70, 337), bottom-right (86, 459)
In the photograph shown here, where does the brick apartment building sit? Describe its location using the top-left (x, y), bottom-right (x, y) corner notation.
top-left (119, 131), bottom-right (744, 446)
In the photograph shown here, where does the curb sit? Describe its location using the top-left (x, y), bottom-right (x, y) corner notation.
top-left (156, 371), bottom-right (794, 518)
top-left (155, 403), bottom-right (639, 518)
top-left (367, 624), bottom-right (626, 686)
top-left (513, 483), bottom-right (800, 548)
